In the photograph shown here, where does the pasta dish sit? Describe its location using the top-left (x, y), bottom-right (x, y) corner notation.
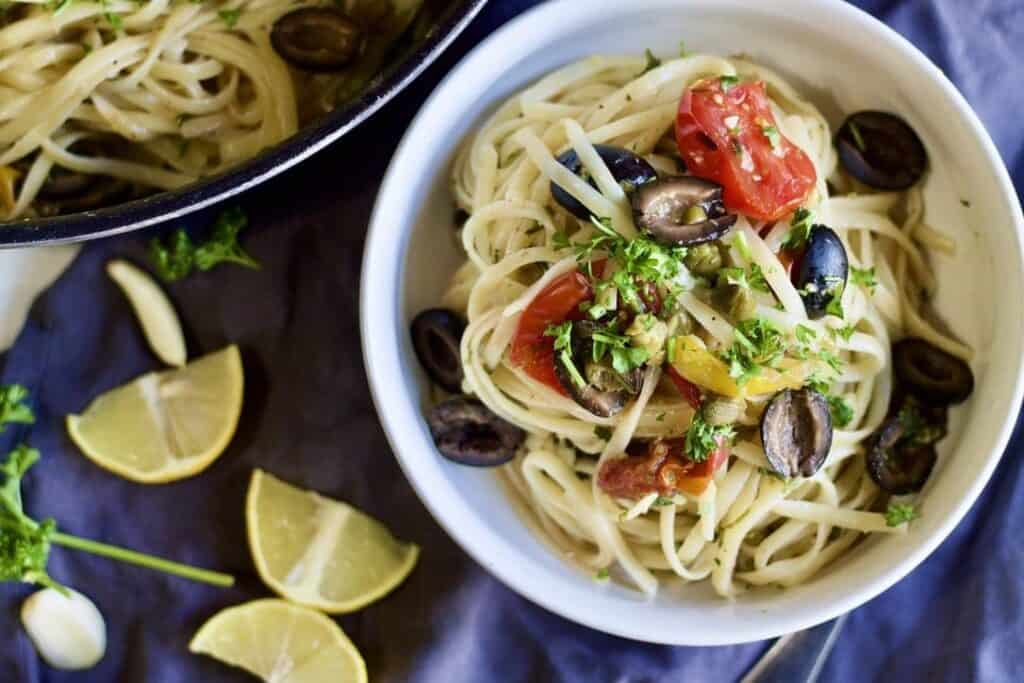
top-left (411, 51), bottom-right (975, 597)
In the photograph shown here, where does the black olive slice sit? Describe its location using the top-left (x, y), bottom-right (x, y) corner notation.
top-left (836, 111), bottom-right (927, 190)
top-left (427, 397), bottom-right (525, 467)
top-left (410, 308), bottom-right (466, 393)
top-left (760, 388), bottom-right (833, 478)
top-left (794, 225), bottom-right (848, 319)
top-left (631, 176), bottom-right (737, 246)
top-left (866, 417), bottom-right (937, 494)
top-left (271, 8), bottom-right (363, 72)
top-left (551, 144), bottom-right (658, 219)
top-left (892, 338), bottom-right (974, 405)
top-left (553, 321), bottom-right (643, 417)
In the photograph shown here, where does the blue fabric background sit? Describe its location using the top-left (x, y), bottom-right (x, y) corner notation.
top-left (2, 1), bottom-right (1022, 681)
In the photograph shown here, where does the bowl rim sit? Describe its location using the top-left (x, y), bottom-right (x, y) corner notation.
top-left (0, 0), bottom-right (489, 247)
top-left (361, 0), bottom-right (1024, 645)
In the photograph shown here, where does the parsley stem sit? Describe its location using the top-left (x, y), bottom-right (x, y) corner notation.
top-left (51, 532), bottom-right (235, 587)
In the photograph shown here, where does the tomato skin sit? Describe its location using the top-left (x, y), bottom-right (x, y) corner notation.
top-left (666, 365), bottom-right (703, 410)
top-left (509, 270), bottom-right (592, 393)
top-left (675, 78), bottom-right (817, 222)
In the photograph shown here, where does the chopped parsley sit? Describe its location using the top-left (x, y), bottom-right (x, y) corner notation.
top-left (959, 198), bottom-right (971, 208)
top-left (720, 318), bottom-right (785, 385)
top-left (684, 410), bottom-right (735, 463)
top-left (830, 324), bottom-right (856, 342)
top-left (594, 426), bottom-right (613, 441)
top-left (885, 503), bottom-right (917, 527)
top-left (544, 322), bottom-right (584, 388)
top-left (679, 41), bottom-right (690, 57)
top-left (762, 124), bottom-right (781, 150)
top-left (595, 568), bottom-right (610, 580)
top-left (824, 282), bottom-right (845, 319)
top-left (781, 207), bottom-right (814, 250)
top-left (49, 0), bottom-right (71, 14)
top-left (218, 8), bottom-right (241, 27)
top-left (590, 321), bottom-right (650, 374)
top-left (826, 395), bottom-right (853, 428)
top-left (720, 264), bottom-right (769, 293)
top-left (849, 266), bottom-right (878, 295)
top-left (653, 496), bottom-right (675, 506)
top-left (897, 402), bottom-right (945, 447)
top-left (642, 48), bottom-right (661, 74)
top-left (719, 75), bottom-right (740, 92)
top-left (794, 324), bottom-right (816, 345)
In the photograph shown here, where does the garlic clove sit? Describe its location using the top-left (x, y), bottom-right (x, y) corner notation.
top-left (21, 587), bottom-right (106, 670)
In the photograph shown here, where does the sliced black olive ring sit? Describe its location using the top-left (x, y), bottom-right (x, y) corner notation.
top-left (410, 308), bottom-right (466, 394)
top-left (271, 8), bottom-right (364, 72)
top-left (631, 176), bottom-right (737, 246)
top-left (836, 111), bottom-right (927, 190)
top-left (427, 397), bottom-right (525, 467)
top-left (892, 338), bottom-right (974, 406)
top-left (550, 145), bottom-right (658, 220)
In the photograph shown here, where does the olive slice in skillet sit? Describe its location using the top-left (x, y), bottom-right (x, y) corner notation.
top-left (550, 144), bottom-right (658, 219)
top-left (631, 176), bottom-right (737, 246)
top-left (835, 111), bottom-right (927, 190)
top-left (866, 416), bottom-right (938, 494)
top-left (553, 321), bottom-right (643, 418)
top-left (793, 225), bottom-right (848, 319)
top-left (271, 8), bottom-right (363, 72)
top-left (410, 308), bottom-right (466, 393)
top-left (892, 338), bottom-right (974, 405)
top-left (760, 388), bottom-right (833, 478)
top-left (427, 396), bottom-right (525, 466)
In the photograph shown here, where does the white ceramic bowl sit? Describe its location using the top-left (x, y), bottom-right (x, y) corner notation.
top-left (361, 0), bottom-right (1024, 645)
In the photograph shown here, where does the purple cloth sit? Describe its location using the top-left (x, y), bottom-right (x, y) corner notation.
top-left (2, 1), bottom-right (1022, 681)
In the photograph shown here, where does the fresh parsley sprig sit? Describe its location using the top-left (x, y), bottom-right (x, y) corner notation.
top-left (781, 207), bottom-right (815, 250)
top-left (0, 446), bottom-right (234, 592)
top-left (720, 318), bottom-right (786, 385)
top-left (850, 266), bottom-right (878, 295)
top-left (0, 384), bottom-right (34, 431)
top-left (149, 207), bottom-right (260, 282)
top-left (684, 410), bottom-right (735, 463)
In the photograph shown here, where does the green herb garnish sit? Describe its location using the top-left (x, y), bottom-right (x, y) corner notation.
top-left (684, 410), bottom-right (735, 463)
top-left (148, 207), bottom-right (260, 282)
top-left (762, 124), bottom-right (781, 150)
top-left (545, 322), bottom-right (585, 388)
top-left (218, 8), bottom-right (241, 27)
top-left (794, 324), bottom-right (816, 345)
top-left (642, 48), bottom-right (661, 74)
top-left (781, 207), bottom-right (814, 250)
top-left (885, 503), bottom-right (917, 527)
top-left (720, 318), bottom-right (785, 385)
top-left (719, 75), bottom-right (740, 91)
top-left (0, 385), bottom-right (34, 431)
top-left (594, 426), bottom-right (613, 441)
top-left (850, 266), bottom-right (877, 295)
top-left (0, 446), bottom-right (234, 592)
top-left (826, 395), bottom-right (853, 428)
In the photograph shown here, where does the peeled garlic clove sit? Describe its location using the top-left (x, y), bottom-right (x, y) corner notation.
top-left (107, 259), bottom-right (187, 367)
top-left (21, 587), bottom-right (106, 670)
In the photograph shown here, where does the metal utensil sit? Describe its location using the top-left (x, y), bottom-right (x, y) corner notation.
top-left (741, 615), bottom-right (847, 683)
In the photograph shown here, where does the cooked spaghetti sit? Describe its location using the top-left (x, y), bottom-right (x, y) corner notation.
top-left (419, 52), bottom-right (973, 597)
top-left (0, 0), bottom-right (422, 218)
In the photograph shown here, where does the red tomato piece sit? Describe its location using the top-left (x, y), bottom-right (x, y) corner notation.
top-left (675, 78), bottom-right (817, 222)
top-left (509, 270), bottom-right (592, 394)
top-left (597, 437), bottom-right (729, 499)
top-left (666, 365), bottom-right (703, 410)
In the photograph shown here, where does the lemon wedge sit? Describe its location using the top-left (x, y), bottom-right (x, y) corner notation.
top-left (66, 346), bottom-right (243, 484)
top-left (189, 599), bottom-right (367, 683)
top-left (106, 259), bottom-right (186, 367)
top-left (246, 469), bottom-right (419, 613)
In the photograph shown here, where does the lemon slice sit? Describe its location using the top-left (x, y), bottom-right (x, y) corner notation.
top-left (66, 346), bottom-right (243, 484)
top-left (106, 259), bottom-right (186, 367)
top-left (189, 599), bottom-right (367, 683)
top-left (246, 469), bottom-right (419, 613)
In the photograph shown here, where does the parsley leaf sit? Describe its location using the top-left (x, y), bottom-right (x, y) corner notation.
top-left (595, 568), bottom-right (610, 580)
top-left (642, 48), bottom-right (661, 74)
top-left (684, 410), bottom-right (735, 463)
top-left (719, 75), bottom-right (740, 92)
top-left (762, 124), bottom-right (781, 150)
top-left (850, 266), bottom-right (878, 295)
top-left (885, 503), bottom-right (917, 527)
top-left (218, 7), bottom-right (241, 27)
top-left (794, 324), bottom-right (816, 345)
top-left (720, 318), bottom-right (785, 385)
top-left (781, 207), bottom-right (814, 250)
top-left (594, 426), bottom-right (613, 441)
top-left (830, 324), bottom-right (856, 342)
top-left (148, 207), bottom-right (260, 282)
top-left (679, 41), bottom-right (690, 57)
top-left (827, 395), bottom-right (853, 428)
top-left (0, 385), bottom-right (34, 431)
top-left (544, 322), bottom-right (585, 388)
top-left (824, 282), bottom-right (845, 319)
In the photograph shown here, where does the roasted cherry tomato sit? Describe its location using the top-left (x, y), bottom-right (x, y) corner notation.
top-left (597, 436), bottom-right (728, 499)
top-left (675, 77), bottom-right (817, 222)
top-left (509, 270), bottom-right (592, 393)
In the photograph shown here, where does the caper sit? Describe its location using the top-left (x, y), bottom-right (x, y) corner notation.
top-left (714, 283), bottom-right (756, 320)
top-left (684, 242), bottom-right (723, 276)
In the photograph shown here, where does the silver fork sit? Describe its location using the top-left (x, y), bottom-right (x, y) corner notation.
top-left (740, 615), bottom-right (847, 683)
